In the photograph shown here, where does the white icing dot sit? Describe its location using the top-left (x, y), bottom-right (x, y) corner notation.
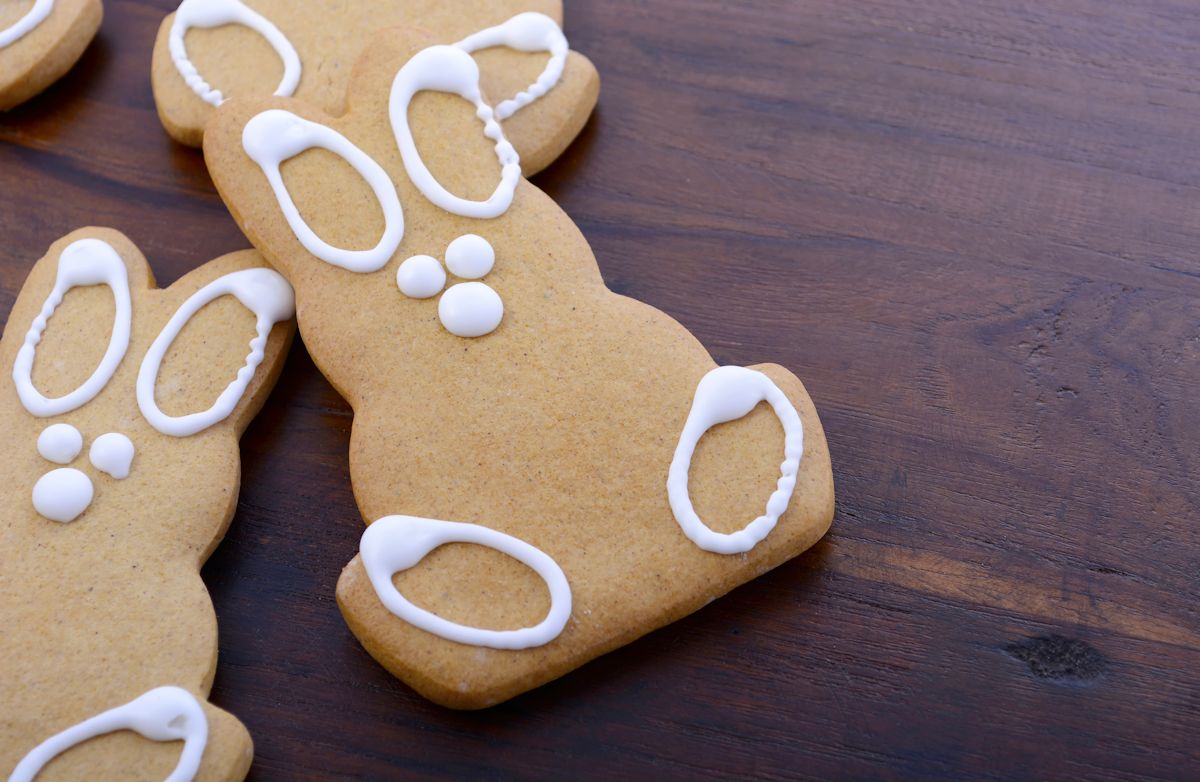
top-left (396, 255), bottom-right (447, 299)
top-left (445, 235), bottom-right (495, 280)
top-left (32, 468), bottom-right (94, 523)
top-left (90, 433), bottom-right (135, 480)
top-left (37, 424), bottom-right (83, 464)
top-left (438, 282), bottom-right (504, 338)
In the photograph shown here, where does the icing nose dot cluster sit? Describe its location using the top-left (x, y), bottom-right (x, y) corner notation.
top-left (32, 423), bottom-right (135, 523)
top-left (396, 234), bottom-right (504, 338)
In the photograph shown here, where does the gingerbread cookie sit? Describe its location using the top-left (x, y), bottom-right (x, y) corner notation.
top-left (0, 0), bottom-right (101, 111)
top-left (204, 28), bottom-right (834, 709)
top-left (1, 229), bottom-right (294, 779)
top-left (150, 0), bottom-right (599, 174)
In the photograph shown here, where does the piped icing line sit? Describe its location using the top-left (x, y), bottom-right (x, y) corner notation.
top-left (360, 515), bottom-right (572, 650)
top-left (455, 12), bottom-right (570, 121)
top-left (389, 45), bottom-right (522, 218)
top-left (0, 0), bottom-right (53, 49)
top-left (137, 268), bottom-right (294, 437)
top-left (10, 686), bottom-right (207, 782)
top-left (243, 110), bottom-right (405, 272)
top-left (13, 239), bottom-right (132, 418)
top-left (667, 366), bottom-right (804, 555)
top-left (169, 0), bottom-right (300, 107)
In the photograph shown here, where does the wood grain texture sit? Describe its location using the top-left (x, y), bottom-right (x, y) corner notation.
top-left (2, 0), bottom-right (1198, 779)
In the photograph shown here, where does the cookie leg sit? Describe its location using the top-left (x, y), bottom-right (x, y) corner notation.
top-left (196, 700), bottom-right (254, 782)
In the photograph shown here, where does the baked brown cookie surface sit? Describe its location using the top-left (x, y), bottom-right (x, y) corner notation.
top-left (0, 0), bottom-right (102, 110)
top-left (1, 228), bottom-right (294, 780)
top-left (204, 28), bottom-right (833, 709)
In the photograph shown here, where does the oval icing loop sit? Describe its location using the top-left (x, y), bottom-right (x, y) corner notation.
top-left (667, 366), bottom-right (805, 555)
top-left (0, 0), bottom-right (54, 49)
top-left (243, 109), bottom-right (405, 272)
top-left (137, 268), bottom-right (295, 437)
top-left (10, 686), bottom-right (208, 782)
top-left (360, 515), bottom-right (572, 650)
top-left (389, 45), bottom-right (522, 218)
top-left (12, 239), bottom-right (132, 418)
top-left (169, 0), bottom-right (301, 107)
top-left (455, 12), bottom-right (570, 120)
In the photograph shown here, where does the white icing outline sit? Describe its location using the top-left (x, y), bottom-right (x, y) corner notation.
top-left (137, 267), bottom-right (294, 437)
top-left (389, 45), bottom-right (522, 219)
top-left (455, 12), bottom-right (570, 120)
top-left (0, 0), bottom-right (54, 49)
top-left (12, 239), bottom-right (132, 418)
top-left (169, 0), bottom-right (300, 108)
top-left (360, 515), bottom-right (571, 650)
top-left (668, 366), bottom-right (804, 555)
top-left (10, 686), bottom-right (207, 782)
top-left (243, 110), bottom-right (404, 273)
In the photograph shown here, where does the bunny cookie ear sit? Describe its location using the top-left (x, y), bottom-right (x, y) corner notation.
top-left (12, 239), bottom-right (133, 418)
top-left (388, 44), bottom-right (523, 219)
top-left (0, 0), bottom-right (102, 110)
top-left (343, 16), bottom-right (598, 178)
top-left (456, 12), bottom-right (600, 176)
top-left (139, 253), bottom-right (295, 438)
top-left (2, 229), bottom-right (154, 417)
top-left (166, 0), bottom-right (301, 109)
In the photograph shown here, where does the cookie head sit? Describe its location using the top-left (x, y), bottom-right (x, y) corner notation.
top-left (0, 228), bottom-right (294, 779)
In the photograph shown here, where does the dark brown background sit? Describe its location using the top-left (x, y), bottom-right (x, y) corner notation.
top-left (3, 0), bottom-right (1199, 779)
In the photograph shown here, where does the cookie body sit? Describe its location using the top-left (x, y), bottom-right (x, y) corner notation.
top-left (0, 0), bottom-right (101, 111)
top-left (151, 0), bottom-right (599, 173)
top-left (1, 229), bottom-right (294, 779)
top-left (205, 28), bottom-right (833, 709)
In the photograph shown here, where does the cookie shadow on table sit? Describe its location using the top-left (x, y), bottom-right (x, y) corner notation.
top-left (409, 534), bottom-right (834, 718)
top-left (529, 105), bottom-right (603, 201)
top-left (1, 34), bottom-right (111, 136)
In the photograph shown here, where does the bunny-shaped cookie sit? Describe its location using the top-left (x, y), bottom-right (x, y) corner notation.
top-left (151, 0), bottom-right (599, 174)
top-left (204, 28), bottom-right (834, 709)
top-left (1, 229), bottom-right (294, 780)
top-left (0, 0), bottom-right (101, 110)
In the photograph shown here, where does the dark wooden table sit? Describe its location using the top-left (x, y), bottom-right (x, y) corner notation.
top-left (4, 0), bottom-right (1199, 779)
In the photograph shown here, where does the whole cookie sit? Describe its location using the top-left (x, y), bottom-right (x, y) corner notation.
top-left (151, 0), bottom-right (599, 173)
top-left (205, 28), bottom-right (834, 709)
top-left (0, 0), bottom-right (101, 110)
top-left (1, 229), bottom-right (294, 780)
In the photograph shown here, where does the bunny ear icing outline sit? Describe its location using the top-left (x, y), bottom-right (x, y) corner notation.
top-left (668, 367), bottom-right (805, 555)
top-left (137, 267), bottom-right (295, 437)
top-left (12, 239), bottom-right (133, 419)
top-left (360, 515), bottom-right (572, 650)
top-left (389, 45), bottom-right (522, 219)
top-left (9, 686), bottom-right (208, 782)
top-left (455, 12), bottom-right (570, 121)
top-left (0, 0), bottom-right (54, 48)
top-left (169, 0), bottom-right (301, 107)
top-left (242, 110), bottom-right (405, 273)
